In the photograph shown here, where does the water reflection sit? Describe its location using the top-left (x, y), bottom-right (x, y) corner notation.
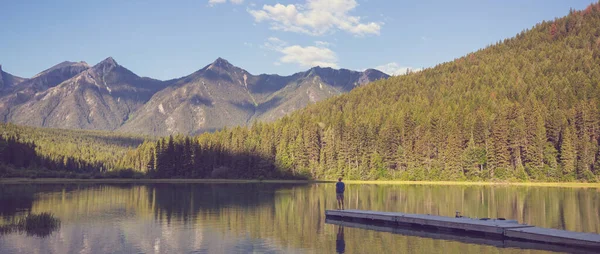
top-left (0, 183), bottom-right (598, 254)
top-left (336, 226), bottom-right (345, 254)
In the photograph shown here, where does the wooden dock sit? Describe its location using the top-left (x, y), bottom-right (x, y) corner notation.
top-left (325, 218), bottom-right (596, 253)
top-left (325, 209), bottom-right (600, 250)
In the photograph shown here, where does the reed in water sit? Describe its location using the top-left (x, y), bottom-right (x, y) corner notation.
top-left (0, 212), bottom-right (60, 237)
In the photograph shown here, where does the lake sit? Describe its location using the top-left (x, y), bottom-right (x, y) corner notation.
top-left (0, 183), bottom-right (599, 253)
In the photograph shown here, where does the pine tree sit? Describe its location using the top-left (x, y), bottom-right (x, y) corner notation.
top-left (524, 106), bottom-right (546, 178)
top-left (443, 122), bottom-right (463, 180)
top-left (463, 135), bottom-right (486, 179)
top-left (320, 126), bottom-right (337, 178)
top-left (304, 123), bottom-right (321, 177)
top-left (488, 111), bottom-right (511, 177)
top-left (145, 148), bottom-right (154, 172)
top-left (560, 123), bottom-right (577, 179)
top-left (473, 112), bottom-right (487, 147)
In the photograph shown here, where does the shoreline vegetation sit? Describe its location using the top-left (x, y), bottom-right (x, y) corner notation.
top-left (1, 178), bottom-right (599, 188)
top-left (0, 213), bottom-right (61, 238)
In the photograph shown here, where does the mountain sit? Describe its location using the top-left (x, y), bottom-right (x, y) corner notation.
top-left (255, 67), bottom-right (388, 123)
top-left (0, 65), bottom-right (25, 91)
top-left (0, 61), bottom-right (90, 121)
top-left (7, 57), bottom-right (168, 130)
top-left (120, 3), bottom-right (600, 182)
top-left (1, 57), bottom-right (387, 135)
top-left (118, 58), bottom-right (388, 136)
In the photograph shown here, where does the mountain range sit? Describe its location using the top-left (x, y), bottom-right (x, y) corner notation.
top-left (0, 58), bottom-right (388, 136)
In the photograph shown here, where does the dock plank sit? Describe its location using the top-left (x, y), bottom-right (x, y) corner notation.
top-left (326, 209), bottom-right (532, 235)
top-left (505, 227), bottom-right (600, 249)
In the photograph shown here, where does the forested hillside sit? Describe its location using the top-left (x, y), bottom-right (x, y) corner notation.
top-left (0, 123), bottom-right (147, 177)
top-left (119, 3), bottom-right (600, 182)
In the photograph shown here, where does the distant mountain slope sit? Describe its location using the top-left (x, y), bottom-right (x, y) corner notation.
top-left (118, 58), bottom-right (388, 136)
top-left (254, 67), bottom-right (388, 122)
top-left (8, 57), bottom-right (168, 130)
top-left (0, 61), bottom-right (89, 121)
top-left (0, 65), bottom-right (25, 91)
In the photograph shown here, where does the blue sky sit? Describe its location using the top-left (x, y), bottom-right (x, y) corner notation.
top-left (0, 0), bottom-right (597, 80)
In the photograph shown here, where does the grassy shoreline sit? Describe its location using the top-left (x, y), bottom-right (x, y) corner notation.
top-left (0, 178), bottom-right (599, 187)
top-left (0, 178), bottom-right (332, 184)
top-left (342, 180), bottom-right (600, 188)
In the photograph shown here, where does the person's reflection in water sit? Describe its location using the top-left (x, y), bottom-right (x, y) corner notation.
top-left (336, 225), bottom-right (345, 254)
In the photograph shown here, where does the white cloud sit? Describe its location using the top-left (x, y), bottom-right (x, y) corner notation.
top-left (263, 37), bottom-right (338, 68)
top-left (208, 0), bottom-right (243, 6)
top-left (374, 62), bottom-right (421, 76)
top-left (315, 41), bottom-right (331, 47)
top-left (208, 0), bottom-right (226, 5)
top-left (248, 0), bottom-right (382, 36)
top-left (262, 37), bottom-right (288, 51)
top-left (280, 45), bottom-right (338, 68)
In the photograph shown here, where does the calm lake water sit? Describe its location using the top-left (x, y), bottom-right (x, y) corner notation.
top-left (0, 183), bottom-right (599, 254)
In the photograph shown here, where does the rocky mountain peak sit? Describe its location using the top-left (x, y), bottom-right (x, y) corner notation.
top-left (98, 57), bottom-right (118, 66)
top-left (31, 61), bottom-right (90, 79)
top-left (306, 66), bottom-right (347, 79)
top-left (92, 57), bottom-right (120, 74)
top-left (358, 68), bottom-right (389, 85)
top-left (200, 57), bottom-right (246, 78)
top-left (308, 66), bottom-right (330, 73)
top-left (212, 57), bottom-right (233, 69)
top-left (362, 68), bottom-right (377, 74)
top-left (203, 58), bottom-right (239, 74)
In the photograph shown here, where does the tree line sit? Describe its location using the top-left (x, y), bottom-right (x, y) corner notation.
top-left (0, 123), bottom-right (146, 178)
top-left (0, 134), bottom-right (103, 177)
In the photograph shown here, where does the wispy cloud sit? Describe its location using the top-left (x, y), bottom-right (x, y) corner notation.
top-left (315, 41), bottom-right (332, 47)
top-left (208, 0), bottom-right (243, 6)
top-left (262, 37), bottom-right (288, 51)
top-left (374, 62), bottom-right (421, 76)
top-left (263, 37), bottom-right (338, 68)
top-left (248, 0), bottom-right (382, 36)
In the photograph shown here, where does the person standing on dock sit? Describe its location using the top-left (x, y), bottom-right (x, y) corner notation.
top-left (336, 177), bottom-right (345, 210)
